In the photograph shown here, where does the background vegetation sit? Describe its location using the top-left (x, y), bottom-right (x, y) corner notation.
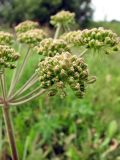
top-left (0, 0), bottom-right (93, 27)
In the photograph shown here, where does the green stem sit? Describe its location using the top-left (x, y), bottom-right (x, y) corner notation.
top-left (54, 23), bottom-right (61, 39)
top-left (16, 47), bottom-right (30, 83)
top-left (0, 73), bottom-right (6, 101)
top-left (22, 136), bottom-right (30, 160)
top-left (8, 44), bottom-right (22, 97)
top-left (8, 47), bottom-right (31, 97)
top-left (18, 77), bottom-right (38, 95)
top-left (63, 25), bottom-right (70, 32)
top-left (14, 72), bottom-right (37, 96)
top-left (12, 86), bottom-right (42, 102)
top-left (9, 89), bottom-right (46, 106)
top-left (79, 48), bottom-right (88, 57)
top-left (9, 74), bottom-right (38, 100)
top-left (2, 71), bottom-right (7, 98)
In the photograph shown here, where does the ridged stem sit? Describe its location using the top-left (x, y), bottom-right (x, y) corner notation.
top-left (0, 73), bottom-right (19, 160)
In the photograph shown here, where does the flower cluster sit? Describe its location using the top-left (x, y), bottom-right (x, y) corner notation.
top-left (0, 31), bottom-right (14, 45)
top-left (80, 27), bottom-right (119, 50)
top-left (37, 52), bottom-right (90, 98)
top-left (15, 20), bottom-right (39, 33)
top-left (60, 30), bottom-right (81, 46)
top-left (17, 29), bottom-right (46, 46)
top-left (35, 38), bottom-right (70, 57)
top-left (50, 10), bottom-right (75, 27)
top-left (0, 45), bottom-right (20, 69)
top-left (61, 28), bottom-right (120, 52)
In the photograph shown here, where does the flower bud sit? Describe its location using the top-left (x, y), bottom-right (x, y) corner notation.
top-left (50, 10), bottom-right (75, 27)
top-left (35, 38), bottom-right (70, 57)
top-left (48, 89), bottom-right (57, 96)
top-left (61, 28), bottom-right (119, 54)
top-left (37, 52), bottom-right (93, 98)
top-left (0, 45), bottom-right (20, 69)
top-left (0, 31), bottom-right (14, 45)
top-left (60, 69), bottom-right (67, 78)
top-left (15, 20), bottom-right (39, 33)
top-left (75, 91), bottom-right (84, 98)
top-left (17, 29), bottom-right (46, 47)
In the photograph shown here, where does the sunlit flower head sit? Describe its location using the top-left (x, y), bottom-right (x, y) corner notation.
top-left (50, 10), bottom-right (75, 27)
top-left (0, 31), bottom-right (14, 45)
top-left (0, 45), bottom-right (20, 70)
top-left (37, 52), bottom-right (93, 98)
top-left (35, 38), bottom-right (70, 57)
top-left (17, 29), bottom-right (46, 46)
top-left (15, 20), bottom-right (39, 33)
top-left (61, 28), bottom-right (120, 53)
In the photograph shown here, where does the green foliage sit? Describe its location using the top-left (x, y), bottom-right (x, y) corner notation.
top-left (0, 0), bottom-right (93, 27)
top-left (90, 21), bottom-right (120, 35)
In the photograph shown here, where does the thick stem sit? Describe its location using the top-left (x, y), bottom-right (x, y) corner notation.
top-left (0, 73), bottom-right (19, 160)
top-left (2, 103), bottom-right (19, 160)
top-left (54, 23), bottom-right (61, 39)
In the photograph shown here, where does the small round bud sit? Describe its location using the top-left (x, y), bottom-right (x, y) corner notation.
top-left (48, 89), bottom-right (57, 96)
top-left (75, 91), bottom-right (84, 98)
top-left (56, 81), bottom-right (64, 88)
top-left (60, 69), bottom-right (67, 78)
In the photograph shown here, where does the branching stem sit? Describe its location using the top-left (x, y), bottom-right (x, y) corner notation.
top-left (9, 89), bottom-right (46, 106)
top-left (12, 86), bottom-right (42, 102)
top-left (8, 44), bottom-right (22, 97)
top-left (9, 73), bottom-right (38, 100)
top-left (8, 47), bottom-right (31, 97)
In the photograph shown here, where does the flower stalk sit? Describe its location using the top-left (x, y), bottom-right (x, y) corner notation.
top-left (9, 89), bottom-right (46, 106)
top-left (8, 47), bottom-right (30, 97)
top-left (0, 73), bottom-right (19, 160)
top-left (9, 73), bottom-right (38, 100)
top-left (54, 23), bottom-right (61, 39)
